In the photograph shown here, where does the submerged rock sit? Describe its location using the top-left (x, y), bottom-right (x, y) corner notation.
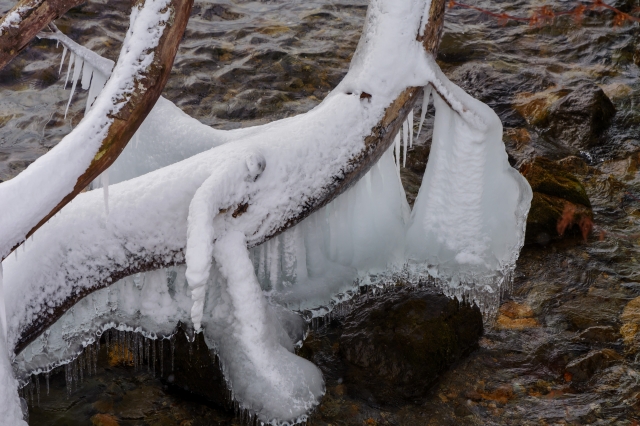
top-left (620, 296), bottom-right (640, 353)
top-left (327, 286), bottom-right (483, 406)
top-left (520, 157), bottom-right (593, 245)
top-left (495, 301), bottom-right (539, 330)
top-left (514, 83), bottom-right (616, 150)
top-left (564, 349), bottom-right (622, 383)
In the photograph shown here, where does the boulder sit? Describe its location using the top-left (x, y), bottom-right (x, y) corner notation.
top-left (514, 83), bottom-right (616, 150)
top-left (335, 286), bottom-right (483, 406)
top-left (520, 157), bottom-right (593, 245)
top-left (564, 349), bottom-right (622, 383)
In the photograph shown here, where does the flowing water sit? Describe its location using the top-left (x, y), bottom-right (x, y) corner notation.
top-left (1, 0), bottom-right (640, 424)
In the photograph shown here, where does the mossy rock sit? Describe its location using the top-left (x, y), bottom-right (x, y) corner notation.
top-left (520, 157), bottom-right (592, 245)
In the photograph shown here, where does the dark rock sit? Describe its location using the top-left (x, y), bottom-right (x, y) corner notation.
top-left (520, 157), bottom-right (593, 245)
top-left (545, 82), bottom-right (616, 149)
top-left (565, 349), bottom-right (622, 383)
top-left (158, 325), bottom-right (230, 409)
top-left (449, 62), bottom-right (554, 128)
top-left (337, 286), bottom-right (483, 406)
top-left (577, 326), bottom-right (621, 344)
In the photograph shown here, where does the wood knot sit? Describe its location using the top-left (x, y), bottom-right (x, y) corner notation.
top-left (232, 203), bottom-right (249, 218)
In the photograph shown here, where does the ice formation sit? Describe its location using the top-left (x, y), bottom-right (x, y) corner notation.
top-left (0, 0), bottom-right (532, 423)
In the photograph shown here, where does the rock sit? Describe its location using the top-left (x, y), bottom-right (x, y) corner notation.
top-left (520, 157), bottom-right (593, 245)
top-left (599, 83), bottom-right (632, 101)
top-left (158, 325), bottom-right (230, 409)
top-left (515, 83), bottom-right (616, 150)
top-left (620, 296), bottom-right (640, 352)
top-left (564, 349), bottom-right (622, 383)
top-left (577, 326), bottom-right (621, 344)
top-left (449, 62), bottom-right (554, 128)
top-left (495, 301), bottom-right (539, 330)
top-left (337, 286), bottom-right (483, 405)
top-left (91, 413), bottom-right (120, 426)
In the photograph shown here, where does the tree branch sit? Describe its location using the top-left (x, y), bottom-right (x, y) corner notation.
top-left (1, 0), bottom-right (194, 260)
top-left (13, 0), bottom-right (445, 355)
top-left (0, 0), bottom-right (85, 70)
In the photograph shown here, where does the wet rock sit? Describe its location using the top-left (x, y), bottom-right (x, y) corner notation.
top-left (577, 326), bottom-right (621, 344)
top-left (564, 349), bottom-right (622, 383)
top-left (515, 83), bottom-right (616, 150)
top-left (91, 413), bottom-right (120, 426)
top-left (520, 157), bottom-right (593, 245)
top-left (449, 62), bottom-right (554, 128)
top-left (158, 325), bottom-right (229, 409)
top-left (620, 296), bottom-right (640, 352)
top-left (495, 301), bottom-right (539, 330)
top-left (338, 286), bottom-right (483, 405)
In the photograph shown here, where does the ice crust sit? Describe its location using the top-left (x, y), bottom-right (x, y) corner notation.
top-left (1, 0), bottom-right (532, 423)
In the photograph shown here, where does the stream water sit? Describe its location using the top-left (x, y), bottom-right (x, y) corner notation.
top-left (1, 0), bottom-right (640, 424)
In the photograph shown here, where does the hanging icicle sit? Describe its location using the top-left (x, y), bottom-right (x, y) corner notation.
top-left (416, 85), bottom-right (432, 141)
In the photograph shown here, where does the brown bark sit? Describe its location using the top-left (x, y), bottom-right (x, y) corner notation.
top-left (15, 0), bottom-right (445, 355)
top-left (0, 0), bottom-right (85, 70)
top-left (5, 0), bottom-right (194, 258)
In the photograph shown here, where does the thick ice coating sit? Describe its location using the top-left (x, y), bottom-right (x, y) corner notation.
top-left (1, 0), bottom-right (532, 423)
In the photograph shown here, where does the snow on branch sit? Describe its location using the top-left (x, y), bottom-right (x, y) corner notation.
top-left (0, 0), bottom-right (86, 70)
top-left (0, 0), bottom-right (194, 261)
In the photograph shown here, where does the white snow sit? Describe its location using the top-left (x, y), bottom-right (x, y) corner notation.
top-left (0, 4), bottom-right (29, 36)
top-left (1, 0), bottom-right (532, 422)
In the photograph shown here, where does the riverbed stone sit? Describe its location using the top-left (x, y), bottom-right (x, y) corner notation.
top-left (520, 157), bottom-right (593, 245)
top-left (336, 286), bottom-right (483, 405)
top-left (620, 296), bottom-right (640, 352)
top-left (495, 301), bottom-right (539, 330)
top-left (514, 83), bottom-right (616, 150)
top-left (564, 349), bottom-right (622, 383)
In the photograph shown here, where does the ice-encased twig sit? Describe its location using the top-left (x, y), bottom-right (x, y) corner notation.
top-left (185, 151), bottom-right (265, 330)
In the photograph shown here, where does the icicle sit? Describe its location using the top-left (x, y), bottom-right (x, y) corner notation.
top-left (58, 46), bottom-right (68, 76)
top-left (170, 335), bottom-right (175, 373)
top-left (416, 85), bottom-right (432, 141)
top-left (394, 132), bottom-right (401, 176)
top-left (63, 52), bottom-right (74, 89)
top-left (409, 109), bottom-right (414, 148)
top-left (45, 372), bottom-right (49, 396)
top-left (35, 374), bottom-right (40, 406)
top-left (79, 355), bottom-right (83, 383)
top-left (81, 63), bottom-right (93, 90)
top-left (64, 55), bottom-right (83, 118)
top-left (160, 339), bottom-right (164, 377)
top-left (72, 359), bottom-right (78, 391)
top-left (152, 339), bottom-right (156, 375)
top-left (64, 364), bottom-right (70, 397)
top-left (402, 119), bottom-right (409, 168)
top-left (102, 170), bottom-right (109, 217)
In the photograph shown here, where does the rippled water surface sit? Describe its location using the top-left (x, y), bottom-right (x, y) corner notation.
top-left (2, 0), bottom-right (640, 424)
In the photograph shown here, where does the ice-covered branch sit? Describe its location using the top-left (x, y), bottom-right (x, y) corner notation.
top-left (0, 0), bottom-right (85, 70)
top-left (0, 0), bottom-right (194, 260)
top-left (3, 0), bottom-right (532, 422)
